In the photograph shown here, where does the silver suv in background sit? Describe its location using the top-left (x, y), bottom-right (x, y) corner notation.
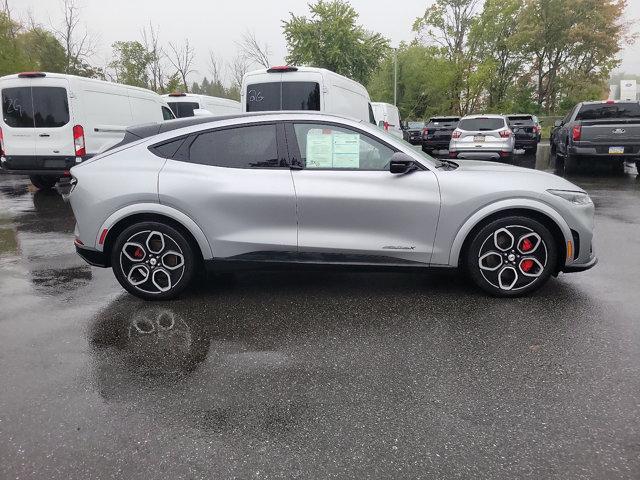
top-left (449, 114), bottom-right (515, 162)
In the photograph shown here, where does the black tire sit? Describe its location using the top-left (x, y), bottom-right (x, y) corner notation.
top-left (564, 153), bottom-right (578, 174)
top-left (111, 222), bottom-right (197, 300)
top-left (29, 175), bottom-right (59, 190)
top-left (526, 144), bottom-right (538, 157)
top-left (466, 216), bottom-right (558, 297)
top-left (610, 159), bottom-right (625, 175)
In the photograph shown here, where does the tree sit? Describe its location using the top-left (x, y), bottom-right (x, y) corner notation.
top-left (167, 39), bottom-right (195, 92)
top-left (282, 0), bottom-right (390, 84)
top-left (109, 41), bottom-right (152, 88)
top-left (53, 0), bottom-right (97, 75)
top-left (237, 30), bottom-right (271, 69)
top-left (228, 53), bottom-right (248, 90)
top-left (17, 27), bottom-right (67, 73)
top-left (142, 24), bottom-right (166, 93)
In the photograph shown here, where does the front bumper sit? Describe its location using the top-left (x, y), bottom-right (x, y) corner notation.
top-left (76, 244), bottom-right (109, 268)
top-left (562, 254), bottom-right (598, 273)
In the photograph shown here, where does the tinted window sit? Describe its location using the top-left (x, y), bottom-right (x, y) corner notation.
top-left (189, 124), bottom-right (280, 168)
top-left (368, 103), bottom-right (376, 124)
top-left (458, 118), bottom-right (505, 131)
top-left (427, 118), bottom-right (459, 128)
top-left (2, 87), bottom-right (34, 128)
top-left (293, 123), bottom-right (395, 171)
top-left (246, 82), bottom-right (281, 112)
top-left (150, 137), bottom-right (186, 159)
top-left (575, 103), bottom-right (640, 120)
top-left (282, 82), bottom-right (320, 110)
top-left (507, 115), bottom-right (534, 125)
top-left (167, 102), bottom-right (200, 118)
top-left (32, 87), bottom-right (69, 127)
top-left (246, 82), bottom-right (321, 112)
top-left (162, 106), bottom-right (175, 120)
top-left (407, 122), bottom-right (424, 129)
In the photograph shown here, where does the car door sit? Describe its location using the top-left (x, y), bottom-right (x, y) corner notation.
top-left (1, 78), bottom-right (37, 159)
top-left (32, 79), bottom-right (74, 162)
top-left (158, 122), bottom-right (298, 259)
top-left (286, 121), bottom-right (441, 265)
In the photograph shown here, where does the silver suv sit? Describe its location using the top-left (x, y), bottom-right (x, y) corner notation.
top-left (68, 112), bottom-right (596, 300)
top-left (449, 114), bottom-right (515, 162)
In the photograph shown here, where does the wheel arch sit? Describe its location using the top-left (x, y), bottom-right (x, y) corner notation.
top-left (97, 204), bottom-right (213, 266)
top-left (450, 201), bottom-right (572, 272)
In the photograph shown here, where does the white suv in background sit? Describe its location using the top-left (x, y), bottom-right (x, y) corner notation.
top-left (449, 114), bottom-right (515, 162)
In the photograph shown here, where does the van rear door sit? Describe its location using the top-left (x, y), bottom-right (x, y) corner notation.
top-left (32, 78), bottom-right (74, 163)
top-left (245, 71), bottom-right (322, 112)
top-left (1, 77), bottom-right (37, 158)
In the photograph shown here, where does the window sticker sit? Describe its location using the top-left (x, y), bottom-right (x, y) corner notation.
top-left (306, 130), bottom-right (360, 168)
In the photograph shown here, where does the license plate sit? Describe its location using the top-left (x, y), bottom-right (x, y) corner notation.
top-left (609, 146), bottom-right (624, 155)
top-left (473, 136), bottom-right (485, 142)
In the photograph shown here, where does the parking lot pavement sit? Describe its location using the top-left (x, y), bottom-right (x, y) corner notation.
top-left (1, 162), bottom-right (639, 479)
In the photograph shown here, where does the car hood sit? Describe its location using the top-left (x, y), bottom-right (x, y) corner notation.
top-left (447, 160), bottom-right (585, 192)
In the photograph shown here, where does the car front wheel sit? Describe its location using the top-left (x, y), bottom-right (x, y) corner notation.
top-left (111, 222), bottom-right (196, 300)
top-left (466, 216), bottom-right (558, 297)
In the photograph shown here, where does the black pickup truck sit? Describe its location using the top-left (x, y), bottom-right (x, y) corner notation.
top-left (551, 100), bottom-right (640, 174)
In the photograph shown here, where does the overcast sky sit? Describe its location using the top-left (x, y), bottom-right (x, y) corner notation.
top-left (10, 0), bottom-right (640, 84)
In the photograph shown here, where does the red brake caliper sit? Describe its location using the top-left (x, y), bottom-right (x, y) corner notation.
top-left (521, 238), bottom-right (533, 252)
top-left (134, 247), bottom-right (144, 259)
top-left (521, 259), bottom-right (534, 272)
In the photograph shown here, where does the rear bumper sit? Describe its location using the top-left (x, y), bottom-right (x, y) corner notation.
top-left (422, 141), bottom-right (450, 150)
top-left (515, 138), bottom-right (539, 149)
top-left (1, 155), bottom-right (90, 175)
top-left (76, 244), bottom-right (109, 268)
top-left (563, 255), bottom-right (598, 273)
top-left (569, 145), bottom-right (640, 158)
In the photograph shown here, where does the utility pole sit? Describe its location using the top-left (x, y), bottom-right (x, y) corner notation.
top-left (393, 48), bottom-right (398, 106)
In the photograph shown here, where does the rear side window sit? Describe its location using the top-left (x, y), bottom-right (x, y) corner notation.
top-left (189, 124), bottom-right (280, 168)
top-left (458, 118), bottom-right (505, 131)
top-left (168, 102), bottom-right (200, 118)
top-left (575, 103), bottom-right (640, 120)
top-left (246, 82), bottom-right (320, 112)
top-left (2, 86), bottom-right (69, 128)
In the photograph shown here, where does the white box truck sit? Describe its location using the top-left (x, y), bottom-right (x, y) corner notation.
top-left (242, 66), bottom-right (376, 124)
top-left (0, 71), bottom-right (175, 189)
top-left (163, 93), bottom-right (241, 118)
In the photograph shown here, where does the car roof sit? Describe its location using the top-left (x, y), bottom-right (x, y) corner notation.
top-left (429, 116), bottom-right (459, 120)
top-left (460, 114), bottom-right (506, 119)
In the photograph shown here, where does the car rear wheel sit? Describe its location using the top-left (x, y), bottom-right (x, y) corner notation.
top-left (111, 222), bottom-right (196, 300)
top-left (29, 175), bottom-right (59, 190)
top-left (466, 216), bottom-right (558, 297)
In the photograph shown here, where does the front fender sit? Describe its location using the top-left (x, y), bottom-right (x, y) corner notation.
top-left (95, 203), bottom-right (213, 260)
top-left (446, 198), bottom-right (573, 267)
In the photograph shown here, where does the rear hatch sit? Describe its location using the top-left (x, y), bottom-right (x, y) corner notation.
top-left (575, 103), bottom-right (640, 154)
top-left (245, 68), bottom-right (322, 112)
top-left (455, 117), bottom-right (509, 150)
top-left (507, 115), bottom-right (538, 144)
top-left (424, 117), bottom-right (460, 142)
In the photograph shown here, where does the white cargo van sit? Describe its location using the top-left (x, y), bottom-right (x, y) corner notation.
top-left (242, 66), bottom-right (376, 124)
top-left (163, 93), bottom-right (241, 118)
top-left (371, 102), bottom-right (403, 139)
top-left (0, 72), bottom-right (175, 189)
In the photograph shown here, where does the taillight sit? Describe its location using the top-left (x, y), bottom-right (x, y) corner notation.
top-left (572, 125), bottom-right (582, 142)
top-left (422, 128), bottom-right (429, 136)
top-left (0, 126), bottom-right (4, 157)
top-left (73, 125), bottom-right (86, 157)
top-left (534, 125), bottom-right (541, 134)
top-left (499, 130), bottom-right (512, 138)
top-left (451, 130), bottom-right (461, 139)
top-left (383, 121), bottom-right (389, 131)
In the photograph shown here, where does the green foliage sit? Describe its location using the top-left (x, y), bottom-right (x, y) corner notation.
top-left (17, 28), bottom-right (67, 73)
top-left (282, 0), bottom-right (391, 85)
top-left (191, 76), bottom-right (241, 101)
top-left (109, 41), bottom-right (153, 88)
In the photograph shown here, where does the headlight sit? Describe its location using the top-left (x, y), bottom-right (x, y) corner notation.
top-left (547, 189), bottom-right (593, 205)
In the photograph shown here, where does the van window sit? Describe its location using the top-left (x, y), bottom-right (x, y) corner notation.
top-left (161, 106), bottom-right (175, 120)
top-left (246, 82), bottom-right (320, 112)
top-left (189, 124), bottom-right (281, 168)
top-left (368, 104), bottom-right (376, 124)
top-left (2, 86), bottom-right (69, 128)
top-left (168, 102), bottom-right (200, 118)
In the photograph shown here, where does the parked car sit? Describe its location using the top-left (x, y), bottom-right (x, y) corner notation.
top-left (163, 93), bottom-right (240, 118)
top-left (422, 116), bottom-right (460, 154)
top-left (242, 66), bottom-right (375, 124)
top-left (0, 72), bottom-right (175, 190)
top-left (551, 100), bottom-right (640, 174)
top-left (404, 121), bottom-right (425, 145)
top-left (371, 102), bottom-right (403, 139)
top-left (506, 114), bottom-right (541, 154)
top-left (449, 114), bottom-right (515, 162)
top-left (69, 112), bottom-right (596, 300)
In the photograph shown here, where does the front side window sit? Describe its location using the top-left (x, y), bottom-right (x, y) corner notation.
top-left (167, 101), bottom-right (199, 118)
top-left (293, 123), bottom-right (395, 171)
top-left (246, 82), bottom-right (320, 112)
top-left (2, 86), bottom-right (69, 128)
top-left (188, 124), bottom-right (280, 168)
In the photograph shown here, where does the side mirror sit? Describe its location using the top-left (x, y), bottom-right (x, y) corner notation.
top-left (554, 120), bottom-right (562, 127)
top-left (389, 152), bottom-right (418, 174)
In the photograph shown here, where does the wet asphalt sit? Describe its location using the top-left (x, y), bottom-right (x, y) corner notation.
top-left (0, 157), bottom-right (639, 479)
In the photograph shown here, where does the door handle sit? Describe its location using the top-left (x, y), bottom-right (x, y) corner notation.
top-left (39, 133), bottom-right (50, 137)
